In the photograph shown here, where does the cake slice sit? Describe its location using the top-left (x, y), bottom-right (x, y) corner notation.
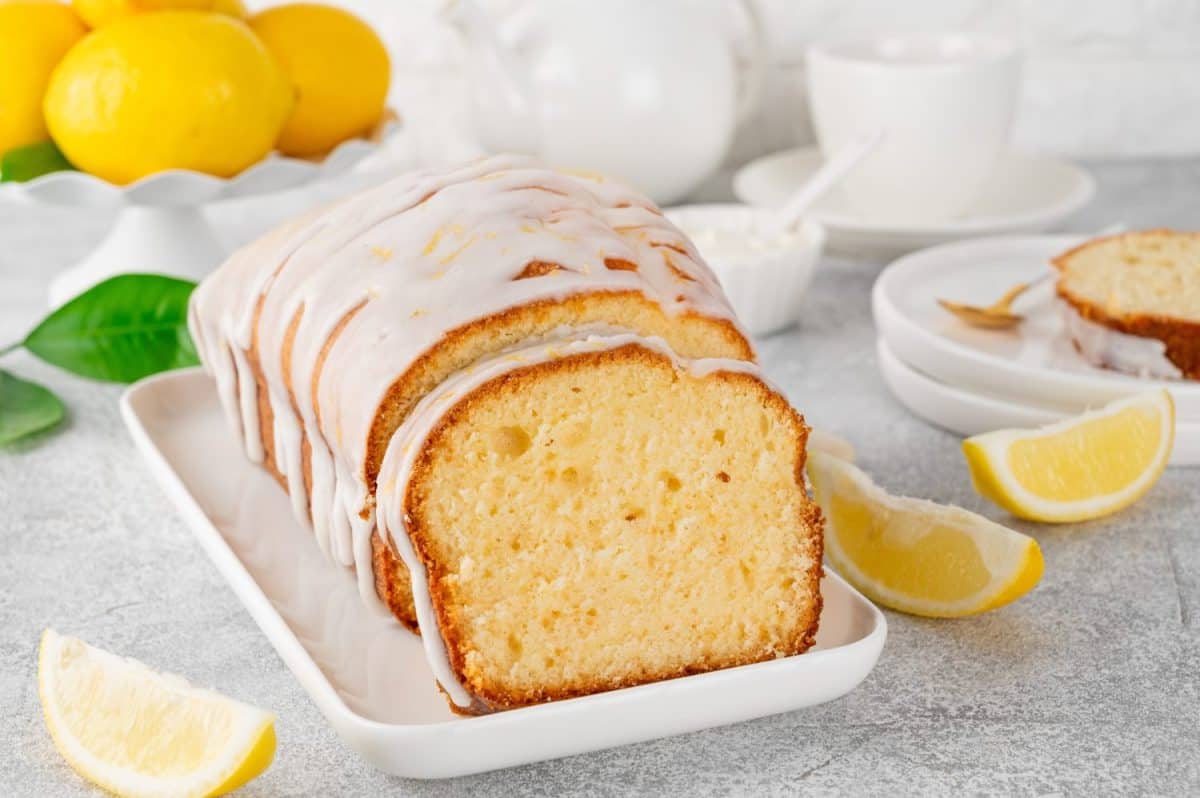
top-left (1054, 229), bottom-right (1200, 380)
top-left (376, 333), bottom-right (823, 713)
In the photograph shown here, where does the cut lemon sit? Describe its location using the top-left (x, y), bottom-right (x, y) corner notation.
top-left (807, 451), bottom-right (1043, 617)
top-left (962, 390), bottom-right (1174, 523)
top-left (808, 427), bottom-right (856, 462)
top-left (38, 629), bottom-right (275, 798)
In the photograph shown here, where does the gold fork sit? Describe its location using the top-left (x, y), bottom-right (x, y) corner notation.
top-left (937, 273), bottom-right (1053, 330)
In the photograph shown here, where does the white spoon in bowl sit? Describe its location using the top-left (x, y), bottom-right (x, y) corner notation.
top-left (759, 130), bottom-right (884, 239)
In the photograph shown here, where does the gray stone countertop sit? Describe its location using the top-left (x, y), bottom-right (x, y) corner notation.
top-left (1, 160), bottom-right (1198, 797)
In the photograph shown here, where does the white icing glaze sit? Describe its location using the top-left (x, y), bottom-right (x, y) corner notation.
top-left (374, 330), bottom-right (762, 710)
top-left (188, 155), bottom-right (751, 623)
top-left (1059, 300), bottom-right (1183, 380)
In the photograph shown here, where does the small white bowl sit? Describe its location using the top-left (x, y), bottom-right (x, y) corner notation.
top-left (666, 203), bottom-right (826, 337)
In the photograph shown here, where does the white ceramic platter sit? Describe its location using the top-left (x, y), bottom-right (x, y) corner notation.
top-left (733, 148), bottom-right (1095, 259)
top-left (877, 338), bottom-right (1200, 466)
top-left (120, 367), bottom-right (887, 780)
top-left (872, 234), bottom-right (1200, 421)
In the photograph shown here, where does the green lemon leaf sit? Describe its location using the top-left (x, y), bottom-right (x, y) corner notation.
top-left (0, 140), bottom-right (75, 183)
top-left (24, 274), bottom-right (200, 383)
top-left (0, 369), bottom-right (65, 445)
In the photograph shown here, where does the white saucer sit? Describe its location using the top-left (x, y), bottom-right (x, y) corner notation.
top-left (877, 338), bottom-right (1199, 467)
top-left (872, 234), bottom-right (1200, 420)
top-left (733, 148), bottom-right (1095, 258)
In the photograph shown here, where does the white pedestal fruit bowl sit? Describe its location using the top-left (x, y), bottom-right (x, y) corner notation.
top-left (4, 125), bottom-right (395, 307)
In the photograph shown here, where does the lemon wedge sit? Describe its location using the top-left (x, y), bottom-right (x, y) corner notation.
top-left (962, 390), bottom-right (1174, 523)
top-left (38, 629), bottom-right (275, 798)
top-left (807, 451), bottom-right (1043, 617)
top-left (808, 427), bottom-right (856, 463)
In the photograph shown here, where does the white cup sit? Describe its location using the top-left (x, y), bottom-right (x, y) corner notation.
top-left (806, 33), bottom-right (1022, 224)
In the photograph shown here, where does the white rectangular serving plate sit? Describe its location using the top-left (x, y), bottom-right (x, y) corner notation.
top-left (120, 367), bottom-right (887, 780)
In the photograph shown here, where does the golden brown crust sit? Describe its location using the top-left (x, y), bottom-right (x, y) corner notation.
top-left (400, 344), bottom-right (823, 713)
top-left (363, 290), bottom-right (754, 494)
top-left (1058, 291), bottom-right (1200, 380)
top-left (1053, 230), bottom-right (1200, 380)
top-left (1060, 292), bottom-right (1200, 379)
top-left (370, 534), bottom-right (420, 632)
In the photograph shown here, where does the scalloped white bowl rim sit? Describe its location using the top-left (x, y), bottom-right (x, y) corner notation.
top-left (6, 125), bottom-right (395, 208)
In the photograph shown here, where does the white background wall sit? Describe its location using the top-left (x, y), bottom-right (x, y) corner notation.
top-left (264, 0), bottom-right (1200, 167)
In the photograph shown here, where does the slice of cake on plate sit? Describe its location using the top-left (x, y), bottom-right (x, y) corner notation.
top-left (1054, 229), bottom-right (1200, 380)
top-left (189, 155), bottom-right (824, 713)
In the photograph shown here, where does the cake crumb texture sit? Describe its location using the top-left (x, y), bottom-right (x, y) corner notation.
top-left (405, 346), bottom-right (823, 711)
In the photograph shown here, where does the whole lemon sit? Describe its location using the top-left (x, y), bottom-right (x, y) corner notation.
top-left (44, 11), bottom-right (293, 184)
top-left (250, 3), bottom-right (390, 157)
top-left (71, 0), bottom-right (245, 29)
top-left (0, 0), bottom-right (86, 154)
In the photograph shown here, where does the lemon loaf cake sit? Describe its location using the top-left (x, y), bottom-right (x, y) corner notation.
top-left (1054, 230), bottom-right (1200, 380)
top-left (189, 156), bottom-right (823, 712)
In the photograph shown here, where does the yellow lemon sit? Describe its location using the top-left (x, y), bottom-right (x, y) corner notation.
top-left (0, 0), bottom-right (86, 154)
top-left (71, 0), bottom-right (245, 29)
top-left (963, 389), bottom-right (1174, 523)
top-left (807, 450), bottom-right (1043, 618)
top-left (250, 3), bottom-right (390, 156)
top-left (44, 11), bottom-right (293, 184)
top-left (39, 629), bottom-right (276, 798)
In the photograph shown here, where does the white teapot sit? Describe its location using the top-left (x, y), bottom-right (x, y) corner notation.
top-left (446, 0), bottom-right (766, 204)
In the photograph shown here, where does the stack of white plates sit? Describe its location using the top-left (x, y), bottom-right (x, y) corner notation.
top-left (872, 235), bottom-right (1199, 467)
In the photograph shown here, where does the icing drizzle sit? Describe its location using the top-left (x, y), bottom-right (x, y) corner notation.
top-left (1060, 300), bottom-right (1183, 380)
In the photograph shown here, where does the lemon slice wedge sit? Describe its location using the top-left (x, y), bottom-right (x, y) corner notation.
top-left (807, 451), bottom-right (1043, 617)
top-left (38, 629), bottom-right (275, 798)
top-left (962, 390), bottom-right (1174, 523)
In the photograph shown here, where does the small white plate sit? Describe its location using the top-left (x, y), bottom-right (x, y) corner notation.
top-left (733, 148), bottom-right (1095, 258)
top-left (878, 338), bottom-right (1200, 466)
top-left (120, 368), bottom-right (887, 779)
top-left (872, 234), bottom-right (1200, 420)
